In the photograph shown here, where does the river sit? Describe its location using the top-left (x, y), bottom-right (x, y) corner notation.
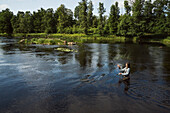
top-left (0, 37), bottom-right (170, 113)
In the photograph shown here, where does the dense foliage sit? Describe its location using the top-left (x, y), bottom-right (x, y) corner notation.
top-left (0, 0), bottom-right (169, 37)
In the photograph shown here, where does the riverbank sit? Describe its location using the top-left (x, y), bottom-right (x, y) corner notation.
top-left (15, 33), bottom-right (126, 45)
top-left (19, 38), bottom-right (65, 45)
top-left (0, 33), bottom-right (170, 45)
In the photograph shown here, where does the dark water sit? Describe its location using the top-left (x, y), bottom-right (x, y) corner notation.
top-left (0, 37), bottom-right (170, 113)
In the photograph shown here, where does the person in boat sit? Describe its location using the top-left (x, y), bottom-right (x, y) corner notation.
top-left (117, 62), bottom-right (130, 79)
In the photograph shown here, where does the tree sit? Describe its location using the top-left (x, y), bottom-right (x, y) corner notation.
top-left (92, 15), bottom-right (98, 28)
top-left (98, 2), bottom-right (106, 36)
top-left (57, 4), bottom-right (73, 33)
top-left (74, 6), bottom-right (80, 19)
top-left (43, 8), bottom-right (56, 33)
top-left (152, 0), bottom-right (169, 34)
top-left (12, 11), bottom-right (33, 33)
top-left (108, 2), bottom-right (120, 34)
top-left (1, 0), bottom-right (169, 36)
top-left (104, 15), bottom-right (109, 34)
top-left (166, 0), bottom-right (170, 34)
top-left (143, 0), bottom-right (154, 32)
top-left (132, 0), bottom-right (145, 37)
top-left (117, 1), bottom-right (132, 36)
top-left (109, 4), bottom-right (116, 34)
top-left (117, 15), bottom-right (130, 36)
top-left (33, 8), bottom-right (46, 33)
top-left (115, 2), bottom-right (120, 20)
top-left (0, 8), bottom-right (13, 34)
top-left (79, 0), bottom-right (88, 34)
top-left (54, 10), bottom-right (59, 32)
top-left (57, 4), bottom-right (67, 33)
top-left (40, 8), bottom-right (47, 33)
top-left (65, 9), bottom-right (74, 27)
top-left (24, 11), bottom-right (33, 33)
top-left (74, 5), bottom-right (80, 26)
top-left (33, 10), bottom-right (42, 33)
top-left (124, 0), bottom-right (131, 15)
top-left (87, 0), bottom-right (93, 27)
top-left (17, 11), bottom-right (26, 33)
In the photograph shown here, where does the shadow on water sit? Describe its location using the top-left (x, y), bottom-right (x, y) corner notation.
top-left (0, 37), bottom-right (170, 113)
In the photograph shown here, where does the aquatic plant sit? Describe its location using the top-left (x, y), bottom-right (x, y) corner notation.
top-left (55, 48), bottom-right (78, 52)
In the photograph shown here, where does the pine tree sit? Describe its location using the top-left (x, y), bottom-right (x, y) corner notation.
top-left (124, 0), bottom-right (131, 15)
top-left (57, 4), bottom-right (73, 33)
top-left (153, 0), bottom-right (169, 34)
top-left (132, 0), bottom-right (145, 37)
top-left (87, 0), bottom-right (93, 27)
top-left (117, 0), bottom-right (131, 36)
top-left (143, 0), bottom-right (153, 33)
top-left (79, 0), bottom-right (88, 34)
top-left (0, 8), bottom-right (13, 34)
top-left (98, 2), bottom-right (106, 36)
top-left (24, 11), bottom-right (33, 33)
top-left (108, 2), bottom-right (120, 34)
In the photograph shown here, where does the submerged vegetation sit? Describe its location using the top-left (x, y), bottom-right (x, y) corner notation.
top-left (55, 48), bottom-right (78, 52)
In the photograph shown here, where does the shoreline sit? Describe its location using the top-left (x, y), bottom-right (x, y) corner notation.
top-left (0, 33), bottom-right (170, 46)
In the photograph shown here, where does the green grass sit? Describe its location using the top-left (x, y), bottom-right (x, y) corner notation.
top-left (21, 38), bottom-right (64, 45)
top-left (1, 33), bottom-right (170, 45)
top-left (163, 37), bottom-right (170, 44)
top-left (0, 33), bottom-right (8, 37)
top-left (13, 33), bottom-right (26, 37)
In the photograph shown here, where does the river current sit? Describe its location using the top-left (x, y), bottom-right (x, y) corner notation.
top-left (0, 37), bottom-right (170, 113)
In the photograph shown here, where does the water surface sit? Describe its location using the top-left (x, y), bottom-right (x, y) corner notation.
top-left (0, 37), bottom-right (170, 113)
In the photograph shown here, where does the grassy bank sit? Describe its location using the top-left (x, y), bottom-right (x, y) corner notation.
top-left (19, 38), bottom-right (64, 45)
top-left (0, 33), bottom-right (170, 45)
top-left (15, 33), bottom-right (126, 44)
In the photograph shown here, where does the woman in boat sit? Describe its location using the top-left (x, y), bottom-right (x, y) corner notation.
top-left (117, 62), bottom-right (130, 79)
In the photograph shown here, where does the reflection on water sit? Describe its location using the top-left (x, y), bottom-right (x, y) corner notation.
top-left (0, 37), bottom-right (170, 113)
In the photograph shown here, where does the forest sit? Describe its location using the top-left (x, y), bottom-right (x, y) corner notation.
top-left (0, 0), bottom-right (169, 37)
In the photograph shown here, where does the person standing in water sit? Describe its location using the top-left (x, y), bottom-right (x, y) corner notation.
top-left (117, 62), bottom-right (130, 79)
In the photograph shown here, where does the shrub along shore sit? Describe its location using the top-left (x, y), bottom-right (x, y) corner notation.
top-left (0, 33), bottom-right (170, 45)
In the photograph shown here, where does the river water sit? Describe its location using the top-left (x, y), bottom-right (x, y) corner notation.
top-left (0, 37), bottom-right (170, 113)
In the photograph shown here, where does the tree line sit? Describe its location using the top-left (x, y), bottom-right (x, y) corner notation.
top-left (0, 0), bottom-right (169, 37)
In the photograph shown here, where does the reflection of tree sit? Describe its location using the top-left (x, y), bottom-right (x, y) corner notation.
top-left (97, 44), bottom-right (105, 68)
top-left (108, 44), bottom-right (120, 72)
top-left (108, 44), bottom-right (117, 61)
top-left (1, 43), bottom-right (17, 53)
top-left (120, 44), bottom-right (155, 73)
top-left (108, 43), bottom-right (159, 74)
top-left (75, 44), bottom-right (92, 68)
top-left (57, 52), bottom-right (73, 65)
top-left (162, 48), bottom-right (170, 83)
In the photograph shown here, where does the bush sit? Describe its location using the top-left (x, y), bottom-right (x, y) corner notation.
top-left (31, 38), bottom-right (38, 44)
top-left (93, 28), bottom-right (98, 34)
top-left (72, 25), bottom-right (78, 33)
top-left (88, 27), bottom-right (95, 34)
top-left (65, 27), bottom-right (73, 34)
top-left (49, 40), bottom-right (56, 45)
top-left (78, 27), bottom-right (84, 34)
top-left (37, 38), bottom-right (45, 44)
top-left (24, 39), bottom-right (28, 43)
top-left (43, 39), bottom-right (50, 44)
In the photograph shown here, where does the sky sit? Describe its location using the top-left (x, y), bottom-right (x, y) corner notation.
top-left (0, 0), bottom-right (128, 16)
top-left (0, 0), bottom-right (155, 16)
